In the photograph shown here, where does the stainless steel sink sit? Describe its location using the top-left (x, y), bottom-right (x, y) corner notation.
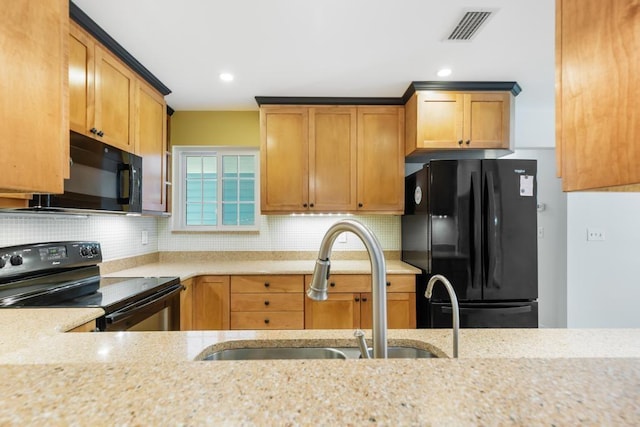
top-left (200, 346), bottom-right (436, 361)
top-left (202, 347), bottom-right (348, 361)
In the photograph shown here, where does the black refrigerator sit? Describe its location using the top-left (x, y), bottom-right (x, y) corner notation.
top-left (402, 159), bottom-right (538, 328)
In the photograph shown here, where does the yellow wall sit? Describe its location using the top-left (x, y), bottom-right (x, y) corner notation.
top-left (170, 111), bottom-right (259, 147)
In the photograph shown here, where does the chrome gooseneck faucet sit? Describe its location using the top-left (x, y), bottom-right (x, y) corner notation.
top-left (425, 274), bottom-right (459, 358)
top-left (307, 219), bottom-right (388, 358)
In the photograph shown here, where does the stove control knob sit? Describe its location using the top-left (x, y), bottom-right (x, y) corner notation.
top-left (80, 247), bottom-right (90, 257)
top-left (0, 258), bottom-right (5, 268)
top-left (90, 246), bottom-right (99, 255)
top-left (10, 255), bottom-right (23, 266)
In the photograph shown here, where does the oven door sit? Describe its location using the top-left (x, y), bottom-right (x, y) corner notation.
top-left (99, 284), bottom-right (183, 332)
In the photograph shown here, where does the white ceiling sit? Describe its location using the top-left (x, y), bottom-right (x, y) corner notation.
top-left (72, 0), bottom-right (555, 112)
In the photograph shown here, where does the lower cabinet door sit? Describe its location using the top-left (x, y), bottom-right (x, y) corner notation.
top-left (360, 292), bottom-right (417, 329)
top-left (193, 276), bottom-right (230, 330)
top-left (304, 293), bottom-right (360, 329)
top-left (231, 311), bottom-right (303, 330)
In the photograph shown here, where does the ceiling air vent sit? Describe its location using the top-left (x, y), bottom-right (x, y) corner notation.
top-left (447, 11), bottom-right (494, 41)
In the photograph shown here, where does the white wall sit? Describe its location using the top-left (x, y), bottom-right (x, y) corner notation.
top-left (0, 214), bottom-right (158, 262)
top-left (567, 193), bottom-right (640, 327)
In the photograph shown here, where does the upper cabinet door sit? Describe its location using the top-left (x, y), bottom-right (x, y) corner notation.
top-left (0, 0), bottom-right (68, 193)
top-left (464, 92), bottom-right (512, 149)
top-left (69, 21), bottom-right (136, 154)
top-left (68, 23), bottom-right (94, 137)
top-left (415, 92), bottom-right (464, 149)
top-left (137, 82), bottom-right (167, 212)
top-left (309, 107), bottom-right (357, 212)
top-left (94, 46), bottom-right (135, 152)
top-left (556, 0), bottom-right (640, 191)
top-left (356, 106), bottom-right (404, 213)
top-left (260, 107), bottom-right (309, 212)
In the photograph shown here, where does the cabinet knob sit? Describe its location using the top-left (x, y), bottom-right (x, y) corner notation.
top-left (458, 140), bottom-right (463, 145)
top-left (309, 203), bottom-right (314, 208)
top-left (264, 300), bottom-right (270, 306)
top-left (465, 140), bottom-right (470, 145)
top-left (90, 128), bottom-right (98, 134)
top-left (264, 319), bottom-right (270, 324)
top-left (355, 297), bottom-right (360, 302)
top-left (303, 203), bottom-right (308, 208)
top-left (264, 282), bottom-right (270, 288)
top-left (358, 203), bottom-right (363, 208)
top-left (362, 297), bottom-right (368, 302)
top-left (330, 282), bottom-right (336, 287)
top-left (386, 281), bottom-right (391, 287)
top-left (97, 130), bottom-right (105, 137)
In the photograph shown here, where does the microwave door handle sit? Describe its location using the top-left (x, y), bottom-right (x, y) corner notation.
top-left (116, 163), bottom-right (132, 205)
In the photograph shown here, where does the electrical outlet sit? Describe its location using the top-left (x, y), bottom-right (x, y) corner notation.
top-left (141, 230), bottom-right (149, 245)
top-left (587, 228), bottom-right (605, 241)
top-left (537, 227), bottom-right (544, 239)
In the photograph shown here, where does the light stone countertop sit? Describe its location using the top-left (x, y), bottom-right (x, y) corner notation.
top-left (0, 307), bottom-right (639, 424)
top-left (1, 251), bottom-right (639, 425)
top-left (101, 259), bottom-right (421, 281)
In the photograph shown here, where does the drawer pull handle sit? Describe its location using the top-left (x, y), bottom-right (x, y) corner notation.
top-left (264, 319), bottom-right (270, 324)
top-left (264, 282), bottom-right (270, 288)
top-left (264, 300), bottom-right (270, 306)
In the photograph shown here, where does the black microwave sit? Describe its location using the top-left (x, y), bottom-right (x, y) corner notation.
top-left (29, 132), bottom-right (142, 213)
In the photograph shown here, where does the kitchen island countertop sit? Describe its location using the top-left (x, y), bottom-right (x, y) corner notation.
top-left (0, 307), bottom-right (639, 425)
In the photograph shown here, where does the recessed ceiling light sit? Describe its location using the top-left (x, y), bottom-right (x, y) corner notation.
top-left (437, 68), bottom-right (452, 77)
top-left (219, 73), bottom-right (234, 82)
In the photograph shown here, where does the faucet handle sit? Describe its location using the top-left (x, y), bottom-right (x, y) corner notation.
top-left (354, 329), bottom-right (371, 359)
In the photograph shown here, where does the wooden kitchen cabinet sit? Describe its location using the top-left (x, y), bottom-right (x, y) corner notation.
top-left (356, 106), bottom-right (405, 213)
top-left (69, 21), bottom-right (135, 153)
top-left (0, 0), bottom-right (68, 194)
top-left (260, 106), bottom-right (357, 213)
top-left (405, 91), bottom-right (513, 155)
top-left (179, 278), bottom-right (194, 331)
top-left (556, 0), bottom-right (640, 191)
top-left (304, 274), bottom-right (416, 329)
top-left (136, 81), bottom-right (168, 211)
top-left (230, 275), bottom-right (304, 330)
top-left (260, 105), bottom-right (402, 214)
top-left (192, 276), bottom-right (230, 330)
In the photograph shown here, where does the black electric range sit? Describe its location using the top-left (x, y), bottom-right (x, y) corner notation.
top-left (0, 241), bottom-right (182, 331)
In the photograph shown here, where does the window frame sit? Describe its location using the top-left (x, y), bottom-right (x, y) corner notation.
top-left (172, 146), bottom-right (260, 232)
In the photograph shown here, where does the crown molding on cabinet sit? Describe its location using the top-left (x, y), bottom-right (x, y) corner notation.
top-left (69, 1), bottom-right (171, 96)
top-left (256, 81), bottom-right (521, 106)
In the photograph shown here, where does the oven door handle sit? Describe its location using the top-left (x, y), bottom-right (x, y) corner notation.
top-left (105, 284), bottom-right (183, 324)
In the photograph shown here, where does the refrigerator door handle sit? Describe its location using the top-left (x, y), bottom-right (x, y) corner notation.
top-left (470, 171), bottom-right (481, 289)
top-left (442, 305), bottom-right (532, 315)
top-left (484, 170), bottom-right (498, 289)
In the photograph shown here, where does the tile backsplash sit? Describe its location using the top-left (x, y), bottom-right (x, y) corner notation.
top-left (0, 213), bottom-right (400, 262)
top-left (0, 213), bottom-right (157, 261)
top-left (157, 215), bottom-right (400, 252)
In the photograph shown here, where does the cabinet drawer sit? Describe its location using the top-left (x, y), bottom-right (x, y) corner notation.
top-left (230, 293), bottom-right (303, 312)
top-left (230, 311), bottom-right (304, 330)
top-left (231, 275), bottom-right (303, 293)
top-left (305, 274), bottom-right (370, 293)
top-left (386, 275), bottom-right (415, 292)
